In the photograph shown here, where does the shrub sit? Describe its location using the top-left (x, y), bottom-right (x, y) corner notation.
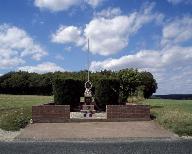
top-left (0, 108), bottom-right (31, 131)
top-left (53, 78), bottom-right (84, 110)
top-left (95, 78), bottom-right (120, 110)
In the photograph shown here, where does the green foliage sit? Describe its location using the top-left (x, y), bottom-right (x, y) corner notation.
top-left (118, 69), bottom-right (157, 102)
top-left (0, 69), bottom-right (157, 101)
top-left (0, 108), bottom-right (31, 131)
top-left (53, 78), bottom-right (84, 110)
top-left (118, 69), bottom-right (141, 102)
top-left (127, 86), bottom-right (145, 103)
top-left (95, 78), bottom-right (120, 110)
top-left (0, 71), bottom-right (53, 95)
top-left (139, 72), bottom-right (157, 98)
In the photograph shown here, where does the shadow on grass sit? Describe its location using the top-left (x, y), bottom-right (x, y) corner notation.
top-left (150, 114), bottom-right (156, 120)
top-left (151, 105), bottom-right (164, 109)
top-left (0, 108), bottom-right (18, 112)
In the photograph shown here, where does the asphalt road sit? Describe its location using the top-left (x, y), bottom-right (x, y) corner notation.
top-left (0, 139), bottom-right (192, 154)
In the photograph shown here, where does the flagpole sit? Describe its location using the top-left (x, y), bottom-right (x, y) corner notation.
top-left (87, 38), bottom-right (90, 81)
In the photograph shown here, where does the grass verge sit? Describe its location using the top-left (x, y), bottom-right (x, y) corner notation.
top-left (0, 94), bottom-right (52, 131)
top-left (144, 99), bottom-right (192, 136)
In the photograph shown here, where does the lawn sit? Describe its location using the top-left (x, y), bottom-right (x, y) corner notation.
top-left (144, 99), bottom-right (192, 136)
top-left (0, 94), bottom-right (52, 131)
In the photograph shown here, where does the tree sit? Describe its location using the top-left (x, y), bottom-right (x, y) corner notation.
top-left (118, 68), bottom-right (141, 102)
top-left (139, 71), bottom-right (158, 98)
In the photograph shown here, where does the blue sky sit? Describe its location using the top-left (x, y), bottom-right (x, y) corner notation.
top-left (0, 0), bottom-right (192, 94)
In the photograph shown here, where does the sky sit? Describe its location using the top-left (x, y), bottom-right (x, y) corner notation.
top-left (0, 0), bottom-right (192, 94)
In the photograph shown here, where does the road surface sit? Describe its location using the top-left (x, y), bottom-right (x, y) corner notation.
top-left (0, 139), bottom-right (192, 154)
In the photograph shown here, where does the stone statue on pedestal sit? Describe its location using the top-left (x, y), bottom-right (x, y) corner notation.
top-left (80, 39), bottom-right (95, 117)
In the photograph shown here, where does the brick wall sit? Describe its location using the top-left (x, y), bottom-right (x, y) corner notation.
top-left (32, 104), bottom-right (70, 123)
top-left (106, 104), bottom-right (150, 121)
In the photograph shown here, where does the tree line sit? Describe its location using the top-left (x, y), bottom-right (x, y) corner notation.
top-left (152, 94), bottom-right (192, 100)
top-left (0, 69), bottom-right (158, 100)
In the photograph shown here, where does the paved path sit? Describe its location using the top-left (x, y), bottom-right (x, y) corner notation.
top-left (17, 121), bottom-right (177, 140)
top-left (0, 139), bottom-right (192, 154)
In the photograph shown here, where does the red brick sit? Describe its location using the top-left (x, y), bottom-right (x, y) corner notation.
top-left (106, 105), bottom-right (150, 121)
top-left (32, 105), bottom-right (70, 123)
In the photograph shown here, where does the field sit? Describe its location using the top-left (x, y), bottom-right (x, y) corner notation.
top-left (0, 95), bottom-right (52, 131)
top-left (144, 99), bottom-right (192, 136)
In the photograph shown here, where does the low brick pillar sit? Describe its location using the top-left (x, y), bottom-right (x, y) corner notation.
top-left (106, 104), bottom-right (150, 121)
top-left (32, 104), bottom-right (70, 123)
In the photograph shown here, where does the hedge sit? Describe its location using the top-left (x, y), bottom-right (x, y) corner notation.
top-left (0, 72), bottom-right (53, 95)
top-left (53, 78), bottom-right (120, 111)
top-left (0, 70), bottom-right (157, 99)
top-left (53, 78), bottom-right (84, 110)
top-left (95, 78), bottom-right (120, 110)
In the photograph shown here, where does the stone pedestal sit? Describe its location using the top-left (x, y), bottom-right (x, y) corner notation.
top-left (84, 97), bottom-right (92, 105)
top-left (81, 104), bottom-right (95, 117)
top-left (80, 80), bottom-right (96, 117)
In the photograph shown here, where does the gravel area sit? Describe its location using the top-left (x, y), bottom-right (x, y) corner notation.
top-left (70, 112), bottom-right (106, 119)
top-left (181, 136), bottom-right (192, 139)
top-left (0, 129), bottom-right (21, 141)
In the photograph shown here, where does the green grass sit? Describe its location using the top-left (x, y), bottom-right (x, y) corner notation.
top-left (144, 99), bottom-right (192, 136)
top-left (0, 94), bottom-right (52, 131)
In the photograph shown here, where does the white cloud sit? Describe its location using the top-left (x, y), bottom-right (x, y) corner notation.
top-left (0, 24), bottom-right (47, 68)
top-left (161, 16), bottom-right (192, 46)
top-left (85, 0), bottom-right (104, 8)
top-left (34, 0), bottom-right (80, 12)
top-left (34, 0), bottom-right (103, 12)
top-left (167, 0), bottom-right (192, 5)
top-left (18, 62), bottom-right (65, 73)
top-left (84, 3), bottom-right (163, 55)
top-left (52, 3), bottom-right (164, 56)
top-left (90, 46), bottom-right (192, 71)
top-left (0, 53), bottom-right (25, 68)
top-left (90, 46), bottom-right (192, 94)
top-left (51, 26), bottom-right (85, 46)
top-left (94, 7), bottom-right (122, 18)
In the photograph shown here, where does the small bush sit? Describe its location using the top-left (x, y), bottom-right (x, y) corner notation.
top-left (95, 78), bottom-right (120, 110)
top-left (0, 108), bottom-right (31, 131)
top-left (53, 78), bottom-right (84, 110)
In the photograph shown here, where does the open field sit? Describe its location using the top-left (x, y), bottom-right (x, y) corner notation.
top-left (144, 99), bottom-right (192, 136)
top-left (0, 95), bottom-right (52, 131)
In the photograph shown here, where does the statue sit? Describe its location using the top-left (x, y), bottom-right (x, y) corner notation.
top-left (84, 80), bottom-right (93, 105)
